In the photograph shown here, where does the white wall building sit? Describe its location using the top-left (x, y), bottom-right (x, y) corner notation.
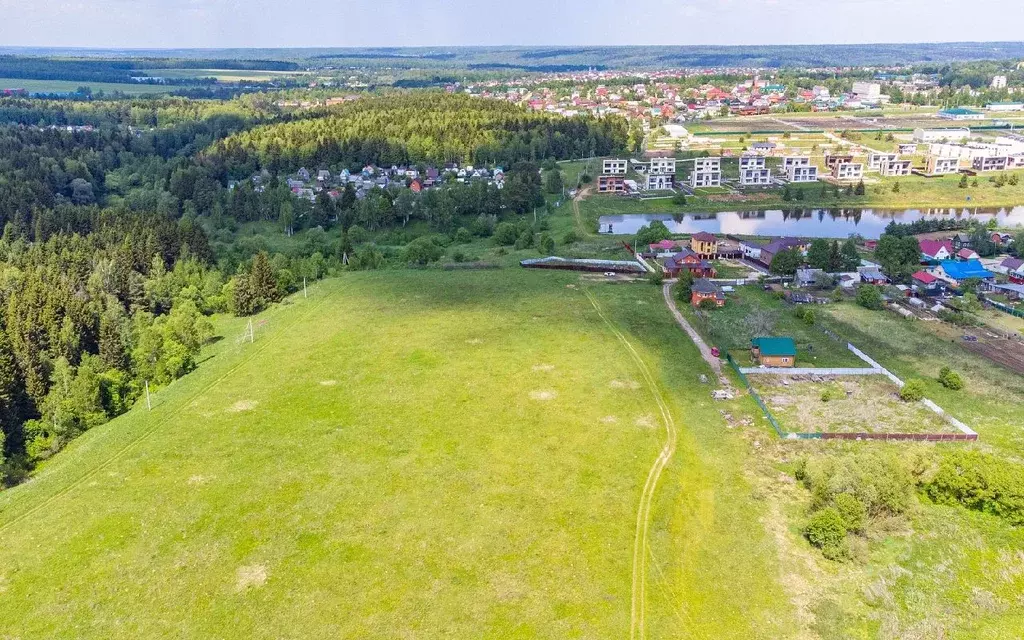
top-left (648, 157), bottom-right (677, 174)
top-left (926, 156), bottom-right (960, 175)
top-left (852, 81), bottom-right (881, 99)
top-left (914, 128), bottom-right (971, 143)
top-left (740, 168), bottom-right (774, 187)
top-left (832, 162), bottom-right (864, 182)
top-left (879, 160), bottom-right (912, 177)
top-left (992, 75), bottom-right (1008, 89)
top-left (986, 101), bottom-right (1024, 112)
top-left (739, 155), bottom-right (766, 171)
top-left (787, 165), bottom-right (819, 183)
top-left (973, 156), bottom-right (1010, 172)
top-left (781, 156), bottom-right (811, 172)
top-left (646, 173), bottom-right (674, 190)
top-left (868, 152), bottom-right (900, 172)
top-left (602, 159), bottom-right (628, 175)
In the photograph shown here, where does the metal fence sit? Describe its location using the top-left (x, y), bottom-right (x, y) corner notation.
top-left (987, 299), bottom-right (1024, 319)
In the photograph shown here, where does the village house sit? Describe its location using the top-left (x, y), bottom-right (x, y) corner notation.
top-left (952, 233), bottom-right (973, 251)
top-left (648, 157), bottom-right (677, 174)
top-left (646, 173), bottom-right (674, 190)
top-left (750, 337), bottom-right (797, 367)
top-left (648, 239), bottom-right (684, 256)
top-left (956, 247), bottom-right (980, 261)
top-left (781, 156), bottom-right (811, 172)
top-left (691, 278), bottom-right (726, 307)
top-left (931, 259), bottom-right (996, 287)
top-left (739, 155), bottom-right (766, 171)
top-left (690, 232), bottom-right (719, 259)
top-left (665, 249), bottom-right (716, 278)
top-left (868, 152), bottom-right (900, 172)
top-left (911, 271), bottom-right (945, 296)
top-left (919, 239), bottom-right (953, 262)
top-left (740, 167), bottom-right (774, 187)
top-left (824, 154), bottom-right (854, 170)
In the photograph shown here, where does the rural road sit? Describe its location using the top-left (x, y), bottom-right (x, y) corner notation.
top-left (662, 281), bottom-right (726, 381)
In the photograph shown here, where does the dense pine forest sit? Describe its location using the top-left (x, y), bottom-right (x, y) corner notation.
top-left (0, 92), bottom-right (627, 486)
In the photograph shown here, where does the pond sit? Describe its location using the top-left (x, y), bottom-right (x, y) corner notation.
top-left (598, 206), bottom-right (1024, 239)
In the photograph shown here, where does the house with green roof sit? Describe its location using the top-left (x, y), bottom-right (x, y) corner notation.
top-left (751, 337), bottom-right (797, 368)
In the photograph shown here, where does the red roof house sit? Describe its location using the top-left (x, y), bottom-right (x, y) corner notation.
top-left (919, 239), bottom-right (953, 262)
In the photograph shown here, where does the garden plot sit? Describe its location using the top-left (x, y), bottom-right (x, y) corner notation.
top-left (751, 374), bottom-right (958, 435)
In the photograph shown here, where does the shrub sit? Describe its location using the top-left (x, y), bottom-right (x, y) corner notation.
top-left (856, 285), bottom-right (883, 310)
top-left (833, 493), bottom-right (867, 534)
top-left (699, 297), bottom-right (719, 310)
top-left (899, 379), bottom-right (926, 402)
top-left (938, 366), bottom-right (964, 390)
top-left (453, 227), bottom-right (473, 244)
top-left (402, 236), bottom-right (443, 265)
top-left (802, 309), bottom-right (815, 325)
top-left (348, 225), bottom-right (370, 244)
top-left (820, 383), bottom-right (845, 403)
top-left (493, 222), bottom-right (518, 246)
top-left (648, 270), bottom-right (665, 285)
top-left (561, 230), bottom-right (580, 245)
top-left (924, 451), bottom-right (1024, 525)
top-left (539, 233), bottom-right (555, 255)
top-left (672, 192), bottom-right (687, 205)
top-left (805, 508), bottom-right (847, 550)
top-left (798, 451), bottom-right (916, 518)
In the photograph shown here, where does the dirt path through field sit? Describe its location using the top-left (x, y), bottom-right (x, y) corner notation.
top-left (661, 282), bottom-right (727, 384)
top-left (584, 288), bottom-right (679, 640)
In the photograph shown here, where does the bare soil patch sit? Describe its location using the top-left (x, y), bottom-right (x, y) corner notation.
top-left (529, 390), bottom-right (557, 401)
top-left (235, 564), bottom-right (268, 591)
top-left (609, 379), bottom-right (642, 390)
top-left (227, 400), bottom-right (258, 413)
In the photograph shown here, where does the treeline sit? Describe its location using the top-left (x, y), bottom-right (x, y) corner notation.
top-left (205, 93), bottom-right (628, 179)
top-left (0, 56), bottom-right (299, 84)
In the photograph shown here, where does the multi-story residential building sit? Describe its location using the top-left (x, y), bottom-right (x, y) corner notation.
top-left (879, 159), bottom-right (912, 177)
top-left (787, 165), bottom-right (819, 183)
top-left (898, 143), bottom-right (919, 154)
top-left (689, 157), bottom-right (722, 188)
top-left (597, 175), bottom-right (626, 193)
top-left (646, 173), bottom-right (674, 190)
top-left (852, 81), bottom-right (881, 99)
top-left (868, 152), bottom-right (900, 172)
top-left (739, 155), bottom-right (766, 171)
top-left (602, 159), bottom-right (628, 175)
top-left (693, 157), bottom-right (721, 172)
top-left (925, 155), bottom-right (960, 175)
top-left (832, 162), bottom-right (864, 182)
top-left (648, 157), bottom-right (677, 174)
top-left (992, 75), bottom-right (1008, 89)
top-left (781, 156), bottom-right (811, 173)
top-left (972, 156), bottom-right (1010, 172)
top-left (824, 154), bottom-right (854, 170)
top-left (740, 168), bottom-right (774, 187)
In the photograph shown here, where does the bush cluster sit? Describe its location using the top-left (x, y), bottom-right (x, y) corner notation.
top-left (924, 451), bottom-right (1024, 525)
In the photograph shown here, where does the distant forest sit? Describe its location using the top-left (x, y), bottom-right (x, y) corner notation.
top-left (6, 43), bottom-right (1024, 70)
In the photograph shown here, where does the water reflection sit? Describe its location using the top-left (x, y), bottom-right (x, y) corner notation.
top-left (599, 206), bottom-right (1024, 239)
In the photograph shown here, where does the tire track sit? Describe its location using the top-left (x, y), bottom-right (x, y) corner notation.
top-left (0, 284), bottom-right (336, 533)
top-left (584, 288), bottom-right (678, 640)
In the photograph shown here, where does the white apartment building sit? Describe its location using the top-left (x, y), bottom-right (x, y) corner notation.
top-left (879, 160), bottom-right (912, 177)
top-left (832, 162), bottom-right (864, 182)
top-left (992, 75), bottom-right (1008, 89)
top-left (898, 143), bottom-right (919, 154)
top-left (926, 156), bottom-right (960, 175)
top-left (648, 157), bottom-right (677, 174)
top-left (787, 165), bottom-right (819, 183)
top-left (693, 157), bottom-right (721, 172)
top-left (868, 152), bottom-right (900, 172)
top-left (602, 159), bottom-right (628, 175)
top-left (781, 156), bottom-right (811, 172)
top-left (739, 155), bottom-right (766, 171)
top-left (646, 173), bottom-right (674, 190)
top-left (973, 156), bottom-right (1010, 172)
top-left (740, 168), bottom-right (774, 187)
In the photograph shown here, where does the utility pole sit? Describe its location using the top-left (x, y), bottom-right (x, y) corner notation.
top-left (145, 380), bottom-right (152, 410)
top-left (303, 277), bottom-right (308, 298)
top-left (248, 319), bottom-right (254, 344)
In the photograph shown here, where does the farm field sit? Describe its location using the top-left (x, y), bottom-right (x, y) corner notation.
top-left (0, 270), bottom-right (796, 639)
top-left (752, 374), bottom-right (955, 434)
top-left (143, 68), bottom-right (310, 82)
top-left (0, 77), bottom-right (173, 95)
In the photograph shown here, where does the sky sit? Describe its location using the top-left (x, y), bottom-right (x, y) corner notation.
top-left (0, 0), bottom-right (1022, 48)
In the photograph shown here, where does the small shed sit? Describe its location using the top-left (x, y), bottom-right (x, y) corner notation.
top-left (751, 337), bottom-right (797, 368)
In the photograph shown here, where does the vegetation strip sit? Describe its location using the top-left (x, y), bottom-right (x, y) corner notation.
top-left (583, 288), bottom-right (678, 640)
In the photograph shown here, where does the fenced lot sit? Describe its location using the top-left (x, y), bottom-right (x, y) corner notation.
top-left (750, 374), bottom-right (958, 436)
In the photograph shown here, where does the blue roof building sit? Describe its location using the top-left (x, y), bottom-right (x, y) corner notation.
top-left (935, 259), bottom-right (995, 285)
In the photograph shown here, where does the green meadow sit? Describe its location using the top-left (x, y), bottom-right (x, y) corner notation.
top-left (0, 270), bottom-right (796, 639)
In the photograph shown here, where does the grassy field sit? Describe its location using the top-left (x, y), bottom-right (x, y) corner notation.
top-left (0, 78), bottom-right (173, 95)
top-left (0, 270), bottom-right (797, 639)
top-left (752, 374), bottom-right (954, 434)
top-left (143, 69), bottom-right (309, 82)
top-left (684, 287), bottom-right (865, 368)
